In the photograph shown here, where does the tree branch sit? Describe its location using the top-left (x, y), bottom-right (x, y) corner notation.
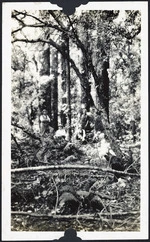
top-left (12, 37), bottom-right (85, 88)
top-left (51, 176), bottom-right (59, 215)
top-left (67, 15), bottom-right (101, 99)
top-left (12, 26), bottom-right (24, 34)
top-left (11, 133), bottom-right (24, 154)
top-left (12, 11), bottom-right (99, 100)
top-left (11, 164), bottom-right (140, 177)
top-left (49, 12), bottom-right (100, 88)
top-left (12, 10), bottom-right (68, 34)
top-left (12, 122), bottom-right (41, 141)
top-left (12, 10), bottom-right (46, 25)
top-left (48, 10), bottom-right (67, 31)
top-left (11, 210), bottom-right (140, 219)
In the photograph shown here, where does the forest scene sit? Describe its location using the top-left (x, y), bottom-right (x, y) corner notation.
top-left (11, 9), bottom-right (141, 232)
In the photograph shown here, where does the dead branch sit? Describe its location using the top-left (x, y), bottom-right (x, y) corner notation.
top-left (12, 13), bottom-right (67, 34)
top-left (11, 164), bottom-right (140, 177)
top-left (120, 142), bottom-right (141, 149)
top-left (51, 176), bottom-right (59, 215)
top-left (11, 211), bottom-right (140, 219)
top-left (12, 122), bottom-right (41, 141)
top-left (11, 133), bottom-right (24, 154)
top-left (127, 142), bottom-right (141, 148)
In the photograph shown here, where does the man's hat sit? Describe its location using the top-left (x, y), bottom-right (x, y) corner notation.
top-left (42, 109), bottom-right (47, 113)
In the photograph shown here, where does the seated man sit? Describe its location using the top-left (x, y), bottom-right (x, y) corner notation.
top-left (96, 133), bottom-right (116, 160)
top-left (54, 125), bottom-right (67, 140)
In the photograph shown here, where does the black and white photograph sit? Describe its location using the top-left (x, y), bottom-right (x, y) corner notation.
top-left (2, 1), bottom-right (148, 240)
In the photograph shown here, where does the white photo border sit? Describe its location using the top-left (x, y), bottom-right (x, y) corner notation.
top-left (2, 1), bottom-right (148, 240)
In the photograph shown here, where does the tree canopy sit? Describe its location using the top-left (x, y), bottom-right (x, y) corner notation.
top-left (11, 10), bottom-right (141, 136)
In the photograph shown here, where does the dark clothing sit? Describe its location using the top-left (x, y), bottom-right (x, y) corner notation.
top-left (60, 111), bottom-right (67, 127)
top-left (95, 115), bottom-right (104, 132)
top-left (59, 237), bottom-right (82, 242)
top-left (81, 113), bottom-right (88, 129)
top-left (58, 228), bottom-right (82, 242)
top-left (116, 120), bottom-right (122, 139)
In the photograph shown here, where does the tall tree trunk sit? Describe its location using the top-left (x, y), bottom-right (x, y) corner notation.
top-left (101, 59), bottom-right (110, 122)
top-left (81, 22), bottom-right (94, 111)
top-left (60, 33), bottom-right (72, 140)
top-left (66, 36), bottom-right (71, 141)
top-left (39, 47), bottom-right (50, 76)
top-left (45, 83), bottom-right (52, 120)
top-left (32, 55), bottom-right (42, 129)
top-left (51, 48), bottom-right (58, 131)
top-left (59, 44), bottom-right (67, 128)
top-left (38, 45), bottom-right (51, 118)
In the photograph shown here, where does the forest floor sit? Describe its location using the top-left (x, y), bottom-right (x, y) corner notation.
top-left (11, 135), bottom-right (140, 232)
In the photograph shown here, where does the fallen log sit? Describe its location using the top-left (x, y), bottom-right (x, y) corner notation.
top-left (120, 142), bottom-right (141, 149)
top-left (11, 210), bottom-right (140, 219)
top-left (127, 142), bottom-right (141, 149)
top-left (11, 164), bottom-right (140, 177)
